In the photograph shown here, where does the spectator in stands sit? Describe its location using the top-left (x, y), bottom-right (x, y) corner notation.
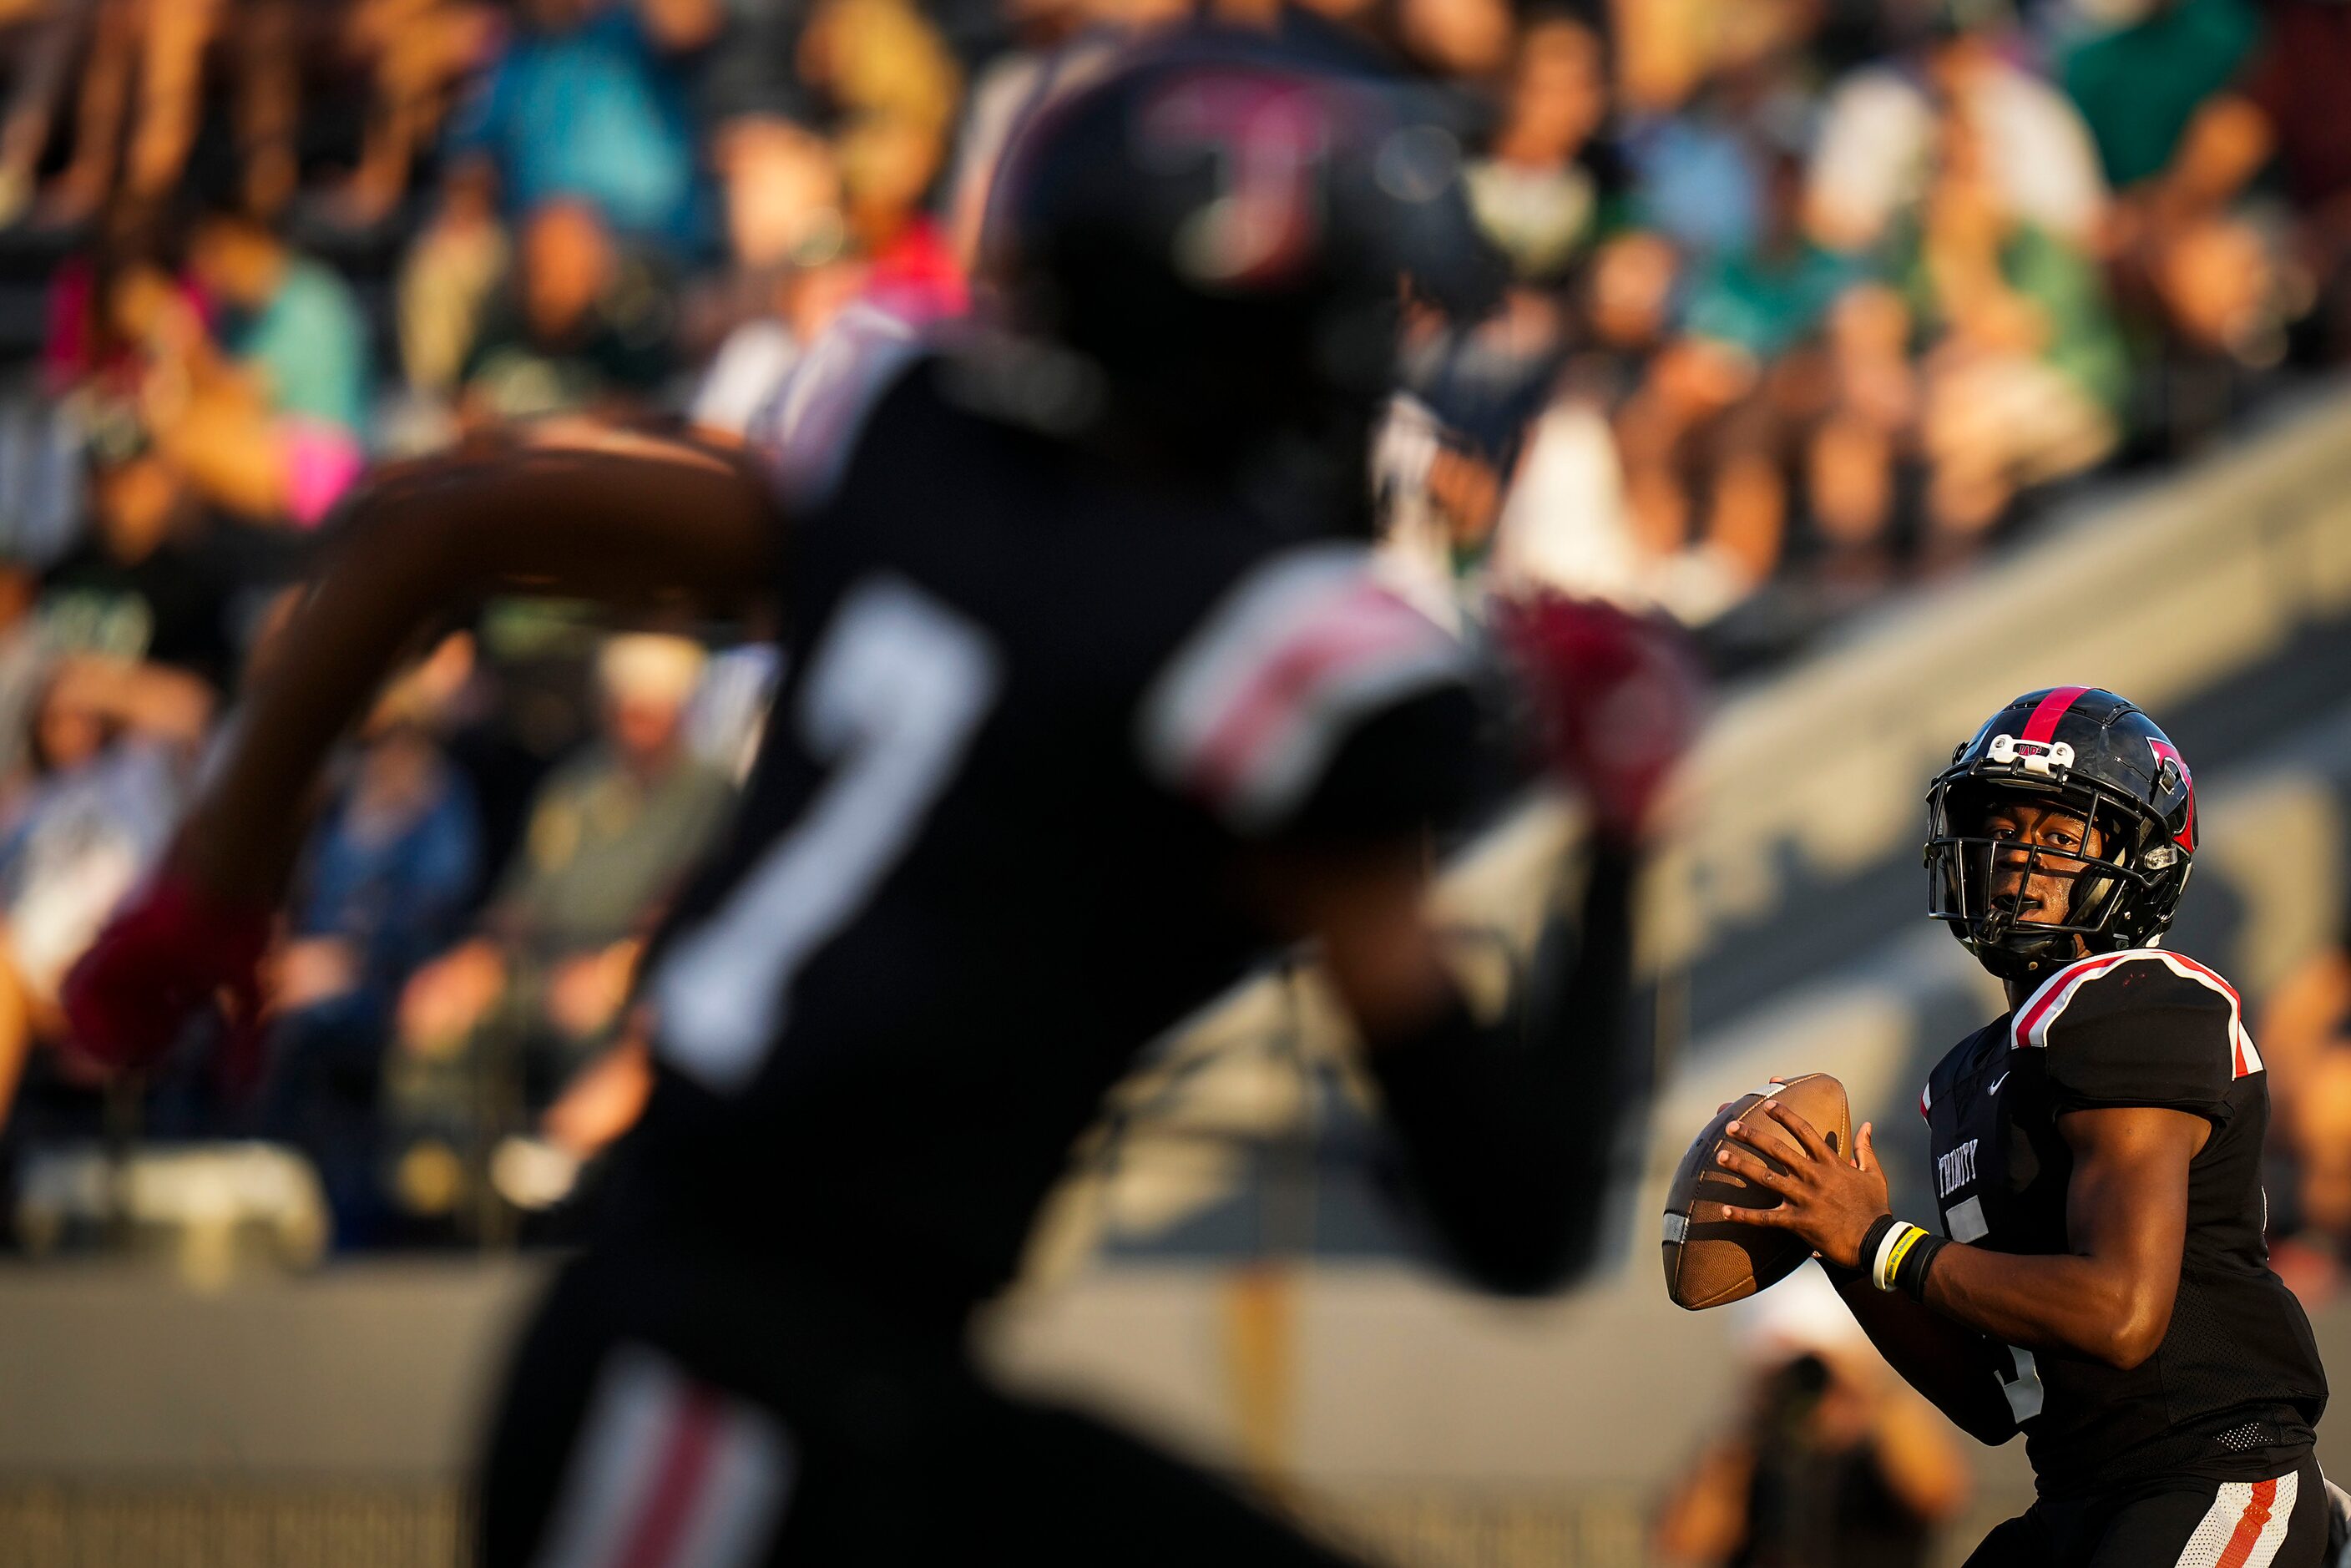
top-left (1807, 0), bottom-right (2107, 255)
top-left (680, 109), bottom-right (848, 435)
top-left (168, 197), bottom-right (372, 527)
top-left (2260, 913), bottom-right (2351, 1299)
top-left (392, 159), bottom-right (510, 448)
top-left (1656, 1272), bottom-right (1969, 1568)
top-left (0, 653), bottom-right (212, 1124)
top-left (265, 645), bottom-right (482, 1244)
top-left (2062, 0), bottom-right (2261, 199)
top-left (0, 564), bottom-right (45, 789)
top-left (458, 198), bottom-right (675, 426)
top-left (1617, 143), bottom-right (1855, 620)
top-left (1393, 0), bottom-right (1512, 83)
top-left (2063, 0), bottom-right (2283, 444)
top-left (35, 0), bottom-right (210, 226)
top-left (41, 195), bottom-right (179, 407)
top-left (1607, 0), bottom-right (1813, 124)
top-left (1903, 113), bottom-right (2126, 556)
top-left (797, 0), bottom-right (968, 319)
top-left (1484, 387), bottom-right (1642, 604)
top-left (1467, 10), bottom-right (1619, 286)
top-left (384, 633), bottom-right (731, 1227)
top-left (1804, 281), bottom-right (1919, 584)
top-left (0, 0), bottom-right (88, 226)
top-left (2241, 2), bottom-right (2351, 360)
top-left (443, 0), bottom-right (722, 257)
top-left (38, 432), bottom-right (285, 692)
top-left (331, 0), bottom-right (503, 229)
top-left (1620, 47), bottom-right (1800, 266)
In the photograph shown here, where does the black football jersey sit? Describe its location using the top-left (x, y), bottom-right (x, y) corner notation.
top-left (615, 314), bottom-right (1481, 1309)
top-left (1920, 948), bottom-right (2328, 1495)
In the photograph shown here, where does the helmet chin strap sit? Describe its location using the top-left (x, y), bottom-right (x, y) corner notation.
top-left (1970, 906), bottom-right (2089, 979)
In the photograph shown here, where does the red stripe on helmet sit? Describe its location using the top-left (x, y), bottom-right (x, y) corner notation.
top-left (2020, 685), bottom-right (2090, 745)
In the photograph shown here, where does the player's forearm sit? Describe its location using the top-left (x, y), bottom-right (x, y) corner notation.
top-left (1920, 1241), bottom-right (2166, 1371)
top-left (178, 490), bottom-right (492, 903)
top-left (1364, 843), bottom-right (1638, 1293)
top-left (1831, 1272), bottom-right (2017, 1444)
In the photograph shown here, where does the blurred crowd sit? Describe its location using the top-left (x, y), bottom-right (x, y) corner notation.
top-left (0, 0), bottom-right (2344, 1253)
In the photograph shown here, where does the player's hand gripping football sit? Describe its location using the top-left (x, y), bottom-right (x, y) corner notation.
top-left (1714, 1100), bottom-right (1891, 1271)
top-left (58, 867), bottom-right (271, 1083)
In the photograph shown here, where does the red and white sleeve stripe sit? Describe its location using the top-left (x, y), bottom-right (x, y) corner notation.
top-left (1137, 544), bottom-right (1468, 834)
top-left (2010, 949), bottom-right (2263, 1078)
top-left (533, 1344), bottom-right (796, 1568)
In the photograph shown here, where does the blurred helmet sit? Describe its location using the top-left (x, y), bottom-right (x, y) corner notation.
top-left (1925, 686), bottom-right (2197, 982)
top-left (981, 28), bottom-right (1504, 459)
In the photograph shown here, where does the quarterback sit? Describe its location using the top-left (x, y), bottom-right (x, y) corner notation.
top-left (1717, 686), bottom-right (2333, 1565)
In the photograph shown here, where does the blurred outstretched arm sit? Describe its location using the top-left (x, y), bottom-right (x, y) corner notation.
top-left (1280, 836), bottom-right (1641, 1295)
top-left (183, 434), bottom-right (779, 909)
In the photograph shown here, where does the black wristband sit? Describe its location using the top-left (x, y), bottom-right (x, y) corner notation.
top-left (1894, 1232), bottom-right (1947, 1302)
top-left (1856, 1213), bottom-right (1899, 1282)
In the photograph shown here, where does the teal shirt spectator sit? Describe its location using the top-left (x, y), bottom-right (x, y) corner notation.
top-left (226, 255), bottom-right (372, 436)
top-left (447, 5), bottom-right (703, 252)
top-left (1682, 240), bottom-right (1860, 362)
top-left (2062, 0), bottom-right (2262, 190)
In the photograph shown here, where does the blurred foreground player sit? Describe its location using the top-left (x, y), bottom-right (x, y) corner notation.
top-left (63, 29), bottom-right (1681, 1566)
top-left (1711, 688), bottom-right (2340, 1566)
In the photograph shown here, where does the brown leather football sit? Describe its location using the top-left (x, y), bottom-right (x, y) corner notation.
top-left (1661, 1072), bottom-right (1853, 1311)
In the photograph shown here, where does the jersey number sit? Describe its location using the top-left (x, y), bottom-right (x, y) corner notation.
top-left (652, 577), bottom-right (1002, 1089)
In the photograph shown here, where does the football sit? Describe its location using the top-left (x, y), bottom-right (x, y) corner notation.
top-left (1661, 1072), bottom-right (1853, 1311)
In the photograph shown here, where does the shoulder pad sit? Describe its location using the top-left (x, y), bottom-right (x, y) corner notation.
top-left (2013, 949), bottom-right (2257, 1116)
top-left (1136, 543), bottom-right (1469, 836)
top-left (748, 303), bottom-right (925, 512)
top-left (2011, 949), bottom-right (2257, 1076)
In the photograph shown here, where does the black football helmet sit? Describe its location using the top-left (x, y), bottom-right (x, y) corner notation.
top-left (979, 27), bottom-right (1504, 474)
top-left (1925, 687), bottom-right (2197, 982)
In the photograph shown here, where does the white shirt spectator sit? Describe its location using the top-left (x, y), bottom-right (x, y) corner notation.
top-left (1807, 63), bottom-right (2109, 250)
top-left (1487, 398), bottom-right (1645, 607)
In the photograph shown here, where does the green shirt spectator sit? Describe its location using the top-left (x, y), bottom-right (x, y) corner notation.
top-left (2062, 0), bottom-right (2263, 190)
top-left (1904, 220), bottom-right (2133, 418)
top-left (493, 741), bottom-right (734, 958)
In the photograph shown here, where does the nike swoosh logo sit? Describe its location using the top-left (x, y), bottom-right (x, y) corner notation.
top-left (1989, 1073), bottom-right (2009, 1095)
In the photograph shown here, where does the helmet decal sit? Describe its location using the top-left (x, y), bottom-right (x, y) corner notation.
top-left (1138, 72), bottom-right (1332, 289)
top-left (1986, 733), bottom-right (2074, 776)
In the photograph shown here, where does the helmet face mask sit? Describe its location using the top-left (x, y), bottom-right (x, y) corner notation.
top-left (1924, 689), bottom-right (2196, 984)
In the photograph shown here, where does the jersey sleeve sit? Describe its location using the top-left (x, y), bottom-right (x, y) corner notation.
top-left (2017, 953), bottom-right (2256, 1122)
top-left (745, 302), bottom-right (923, 513)
top-left (1135, 545), bottom-right (1479, 843)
